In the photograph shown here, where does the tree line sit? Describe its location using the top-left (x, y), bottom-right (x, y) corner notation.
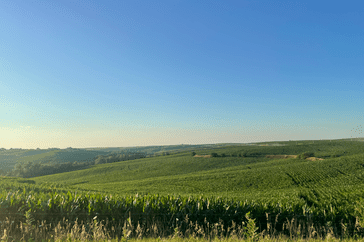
top-left (3, 152), bottom-right (147, 178)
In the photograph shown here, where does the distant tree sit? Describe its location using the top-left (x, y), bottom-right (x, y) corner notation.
top-left (298, 152), bottom-right (314, 160)
top-left (221, 153), bottom-right (226, 157)
top-left (211, 153), bottom-right (219, 157)
top-left (192, 152), bottom-right (196, 156)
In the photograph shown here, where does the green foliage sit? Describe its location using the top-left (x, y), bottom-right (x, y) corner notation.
top-left (355, 199), bottom-right (364, 230)
top-left (244, 212), bottom-right (258, 241)
top-left (297, 152), bottom-right (315, 159)
top-left (0, 180), bottom-right (361, 239)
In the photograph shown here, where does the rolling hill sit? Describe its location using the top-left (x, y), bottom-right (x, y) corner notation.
top-left (0, 144), bottom-right (225, 176)
top-left (31, 139), bottom-right (364, 202)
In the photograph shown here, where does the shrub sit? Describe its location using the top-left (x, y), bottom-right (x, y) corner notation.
top-left (298, 152), bottom-right (314, 159)
top-left (211, 153), bottom-right (219, 157)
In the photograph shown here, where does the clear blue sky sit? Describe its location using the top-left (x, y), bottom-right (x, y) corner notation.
top-left (1, 1), bottom-right (363, 149)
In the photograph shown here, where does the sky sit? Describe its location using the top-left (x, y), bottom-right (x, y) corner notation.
top-left (1, 0), bottom-right (363, 149)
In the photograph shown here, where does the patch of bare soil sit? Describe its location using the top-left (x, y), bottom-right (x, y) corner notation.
top-left (265, 155), bottom-right (298, 159)
top-left (306, 157), bottom-right (324, 161)
top-left (194, 155), bottom-right (212, 158)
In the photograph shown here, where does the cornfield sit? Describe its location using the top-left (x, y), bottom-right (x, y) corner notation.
top-left (0, 185), bottom-right (363, 240)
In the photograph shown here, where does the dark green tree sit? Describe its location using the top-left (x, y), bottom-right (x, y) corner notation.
top-left (211, 153), bottom-right (219, 157)
top-left (298, 152), bottom-right (315, 159)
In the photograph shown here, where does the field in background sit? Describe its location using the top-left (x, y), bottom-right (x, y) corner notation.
top-left (31, 139), bottom-right (364, 198)
top-left (0, 144), bottom-right (229, 177)
top-left (0, 144), bottom-right (237, 170)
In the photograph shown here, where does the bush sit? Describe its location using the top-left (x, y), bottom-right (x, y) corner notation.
top-left (298, 152), bottom-right (315, 159)
top-left (211, 153), bottom-right (219, 157)
top-left (249, 152), bottom-right (262, 157)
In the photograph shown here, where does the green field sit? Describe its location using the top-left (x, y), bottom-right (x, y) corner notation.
top-left (0, 144), bottom-right (225, 176)
top-left (31, 139), bottom-right (364, 199)
top-left (1, 139), bottom-right (364, 240)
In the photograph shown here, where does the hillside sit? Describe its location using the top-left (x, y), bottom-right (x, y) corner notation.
top-left (0, 148), bottom-right (56, 172)
top-left (32, 139), bottom-right (364, 201)
top-left (16, 148), bottom-right (108, 164)
top-left (0, 144), bottom-right (225, 176)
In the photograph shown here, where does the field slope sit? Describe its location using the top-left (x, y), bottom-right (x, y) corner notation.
top-left (32, 140), bottom-right (364, 203)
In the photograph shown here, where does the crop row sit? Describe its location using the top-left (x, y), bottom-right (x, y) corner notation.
top-left (0, 186), bottom-right (361, 237)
